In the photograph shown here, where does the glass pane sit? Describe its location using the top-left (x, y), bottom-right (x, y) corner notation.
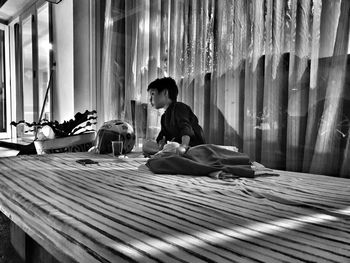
top-left (37, 3), bottom-right (50, 121)
top-left (22, 16), bottom-right (34, 124)
top-left (0, 29), bottom-right (6, 132)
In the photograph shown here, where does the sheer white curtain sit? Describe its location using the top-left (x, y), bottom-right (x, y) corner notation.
top-left (100, 0), bottom-right (350, 177)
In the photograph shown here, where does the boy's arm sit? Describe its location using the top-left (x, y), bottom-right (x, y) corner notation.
top-left (174, 104), bottom-right (195, 138)
top-left (180, 135), bottom-right (190, 148)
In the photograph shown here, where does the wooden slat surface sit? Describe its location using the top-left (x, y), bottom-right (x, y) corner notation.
top-left (0, 152), bottom-right (349, 263)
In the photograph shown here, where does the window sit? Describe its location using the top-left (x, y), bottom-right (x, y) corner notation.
top-left (17, 1), bottom-right (51, 137)
top-left (22, 15), bottom-right (34, 123)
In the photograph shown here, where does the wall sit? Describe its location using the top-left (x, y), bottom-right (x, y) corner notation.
top-left (52, 0), bottom-right (74, 122)
top-left (51, 0), bottom-right (98, 122)
top-left (73, 0), bottom-right (93, 114)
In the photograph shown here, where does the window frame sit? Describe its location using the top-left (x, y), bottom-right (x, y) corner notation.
top-left (0, 23), bottom-right (11, 139)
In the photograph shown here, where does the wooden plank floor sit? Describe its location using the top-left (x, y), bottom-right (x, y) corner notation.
top-left (0, 152), bottom-right (349, 263)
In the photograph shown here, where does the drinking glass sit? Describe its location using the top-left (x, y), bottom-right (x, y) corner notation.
top-left (111, 141), bottom-right (123, 157)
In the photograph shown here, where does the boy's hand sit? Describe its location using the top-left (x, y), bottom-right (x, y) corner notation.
top-left (176, 145), bottom-right (189, 155)
top-left (177, 135), bottom-right (190, 155)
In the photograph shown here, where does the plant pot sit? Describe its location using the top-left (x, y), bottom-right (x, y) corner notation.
top-left (34, 132), bottom-right (96, 155)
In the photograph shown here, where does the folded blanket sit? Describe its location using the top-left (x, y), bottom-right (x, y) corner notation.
top-left (146, 144), bottom-right (276, 178)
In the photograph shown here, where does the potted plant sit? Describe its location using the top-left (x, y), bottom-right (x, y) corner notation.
top-left (11, 110), bottom-right (97, 154)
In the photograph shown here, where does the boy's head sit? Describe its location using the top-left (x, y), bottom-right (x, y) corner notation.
top-left (147, 77), bottom-right (178, 109)
top-left (148, 77), bottom-right (178, 101)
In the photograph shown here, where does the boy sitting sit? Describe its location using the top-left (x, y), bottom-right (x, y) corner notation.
top-left (143, 77), bottom-right (205, 156)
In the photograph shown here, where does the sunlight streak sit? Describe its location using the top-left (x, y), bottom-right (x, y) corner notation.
top-left (111, 206), bottom-right (349, 258)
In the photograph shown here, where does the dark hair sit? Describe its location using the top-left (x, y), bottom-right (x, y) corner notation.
top-left (147, 77), bottom-right (178, 101)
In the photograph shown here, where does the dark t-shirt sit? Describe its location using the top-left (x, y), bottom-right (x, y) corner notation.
top-left (156, 102), bottom-right (205, 146)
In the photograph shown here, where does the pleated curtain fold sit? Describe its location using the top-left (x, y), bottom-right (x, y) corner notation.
top-left (100, 0), bottom-right (350, 177)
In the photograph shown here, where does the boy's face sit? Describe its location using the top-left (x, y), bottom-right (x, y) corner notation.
top-left (149, 89), bottom-right (168, 109)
